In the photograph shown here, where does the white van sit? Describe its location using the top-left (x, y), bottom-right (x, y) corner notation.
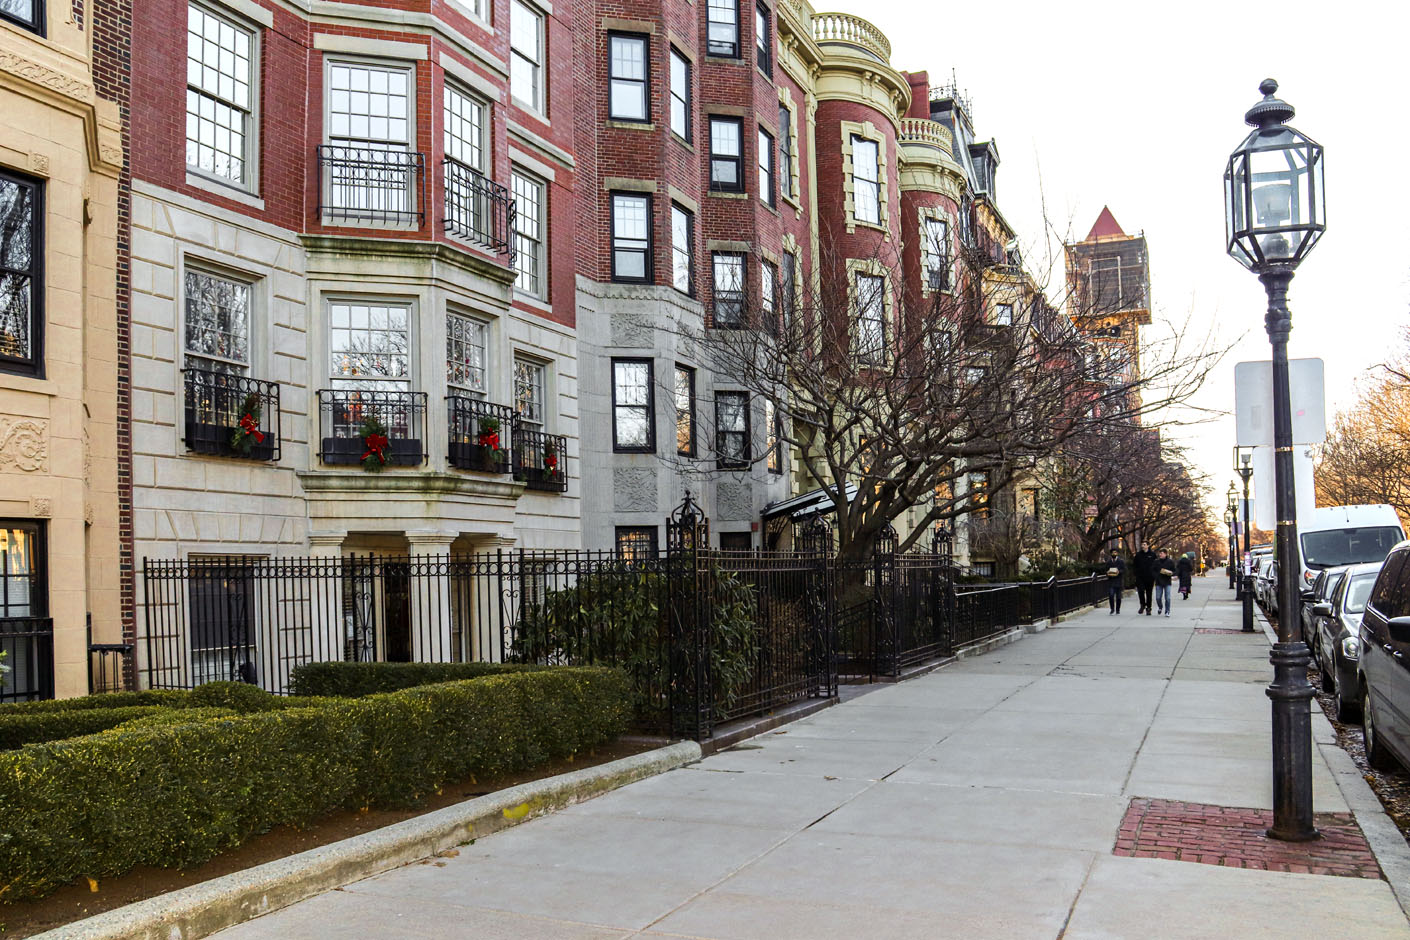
top-left (1298, 505), bottom-right (1405, 598)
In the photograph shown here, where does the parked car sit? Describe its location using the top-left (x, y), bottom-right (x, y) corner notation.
top-left (1255, 557), bottom-right (1277, 611)
top-left (1357, 541), bottom-right (1410, 771)
top-left (1302, 566), bottom-right (1349, 665)
top-left (1312, 562), bottom-right (1378, 721)
top-left (1297, 504), bottom-right (1403, 629)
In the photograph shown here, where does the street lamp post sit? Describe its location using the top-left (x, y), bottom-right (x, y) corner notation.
top-left (1235, 446), bottom-right (1256, 633)
top-left (1224, 78), bottom-right (1325, 842)
top-left (1227, 483), bottom-right (1239, 591)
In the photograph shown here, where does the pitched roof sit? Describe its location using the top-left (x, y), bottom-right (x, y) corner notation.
top-left (1086, 206), bottom-right (1126, 240)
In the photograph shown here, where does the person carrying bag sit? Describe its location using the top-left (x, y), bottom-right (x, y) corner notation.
top-left (1153, 550), bottom-right (1175, 616)
top-left (1100, 549), bottom-right (1127, 615)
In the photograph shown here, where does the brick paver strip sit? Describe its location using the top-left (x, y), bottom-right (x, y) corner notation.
top-left (1113, 798), bottom-right (1384, 879)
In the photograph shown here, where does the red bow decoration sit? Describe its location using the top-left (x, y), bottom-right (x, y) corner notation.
top-left (477, 432), bottom-right (500, 449)
top-left (362, 433), bottom-right (389, 463)
top-left (544, 454), bottom-right (558, 470)
top-left (238, 413), bottom-right (265, 443)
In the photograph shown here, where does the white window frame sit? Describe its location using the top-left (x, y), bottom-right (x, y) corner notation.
top-left (322, 58), bottom-right (417, 222)
top-left (511, 0), bottom-right (546, 114)
top-left (514, 356), bottom-right (548, 427)
top-left (186, 2), bottom-right (259, 191)
top-left (993, 302), bottom-right (1014, 326)
top-left (512, 168), bottom-right (547, 298)
top-left (327, 299), bottom-right (414, 391)
top-left (446, 310), bottom-right (489, 397)
top-left (444, 81), bottom-right (488, 173)
top-left (183, 265), bottom-right (255, 376)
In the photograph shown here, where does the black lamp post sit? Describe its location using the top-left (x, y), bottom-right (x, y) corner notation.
top-left (1224, 78), bottom-right (1325, 842)
top-left (1235, 445), bottom-right (1256, 632)
top-left (1227, 483), bottom-right (1239, 590)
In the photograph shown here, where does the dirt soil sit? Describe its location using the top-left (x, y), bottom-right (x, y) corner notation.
top-left (0, 737), bottom-right (663, 938)
top-left (1309, 664), bottom-right (1410, 841)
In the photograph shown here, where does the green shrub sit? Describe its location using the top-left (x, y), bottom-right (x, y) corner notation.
top-left (0, 666), bottom-right (630, 903)
top-left (115, 707), bottom-right (238, 730)
top-left (0, 707), bottom-right (168, 750)
top-left (287, 661), bottom-right (547, 698)
top-left (0, 690), bottom-right (192, 715)
top-left (187, 681), bottom-right (282, 712)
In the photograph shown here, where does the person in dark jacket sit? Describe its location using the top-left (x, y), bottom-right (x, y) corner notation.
top-left (1153, 550), bottom-right (1176, 616)
top-left (1176, 553), bottom-right (1195, 599)
top-left (1101, 549), bottom-right (1127, 614)
top-left (1132, 543), bottom-right (1157, 615)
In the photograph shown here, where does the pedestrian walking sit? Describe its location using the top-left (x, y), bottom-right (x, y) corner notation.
top-left (1177, 552), bottom-right (1194, 600)
top-left (1132, 542), bottom-right (1157, 615)
top-left (1101, 549), bottom-right (1127, 614)
top-left (1153, 550), bottom-right (1176, 616)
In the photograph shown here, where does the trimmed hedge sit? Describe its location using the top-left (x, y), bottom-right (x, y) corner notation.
top-left (288, 661), bottom-right (548, 698)
top-left (0, 707), bottom-right (169, 751)
top-left (0, 690), bottom-right (193, 715)
top-left (0, 667), bottom-right (631, 903)
top-left (115, 707), bottom-right (238, 730)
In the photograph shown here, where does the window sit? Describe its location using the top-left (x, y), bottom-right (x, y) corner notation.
top-left (446, 312), bottom-right (488, 395)
top-left (709, 117), bottom-right (743, 192)
top-left (969, 471), bottom-right (991, 518)
top-left (675, 365), bottom-right (695, 456)
top-left (854, 272), bottom-right (884, 364)
top-left (777, 104), bottom-right (793, 200)
top-left (964, 365), bottom-right (986, 384)
top-left (184, 268), bottom-right (251, 375)
top-left (716, 391), bottom-right (749, 468)
top-left (757, 127), bottom-right (775, 206)
top-left (711, 253), bottom-right (745, 328)
top-left (510, 0), bottom-right (545, 113)
top-left (0, 0), bottom-right (42, 33)
top-left (611, 359), bottom-right (654, 452)
top-left (851, 136), bottom-right (880, 224)
top-left (514, 357), bottom-right (546, 426)
top-left (669, 50), bottom-right (691, 140)
top-left (1020, 488), bottom-right (1039, 520)
top-left (971, 561), bottom-right (996, 579)
top-left (615, 527), bottom-right (658, 563)
top-left (329, 302), bottom-right (410, 389)
top-left (444, 84), bottom-right (486, 172)
top-left (720, 531), bottom-right (751, 551)
top-left (924, 217), bottom-right (949, 291)
top-left (608, 33), bottom-right (649, 122)
top-left (0, 521), bottom-right (47, 696)
top-left (994, 302), bottom-right (1013, 326)
top-left (780, 252), bottom-right (797, 335)
top-left (755, 3), bottom-right (771, 74)
top-left (512, 170), bottom-right (545, 296)
top-left (760, 260), bottom-right (776, 333)
top-left (611, 192), bottom-right (652, 282)
top-left (671, 204), bottom-right (693, 294)
top-left (0, 171), bottom-right (43, 377)
top-left (326, 62), bottom-right (414, 217)
top-left (765, 398), bottom-right (782, 473)
top-left (187, 3), bottom-right (255, 186)
top-left (706, 0), bottom-right (738, 56)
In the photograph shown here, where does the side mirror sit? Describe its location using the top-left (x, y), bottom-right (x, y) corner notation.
top-left (1388, 616), bottom-right (1410, 645)
top-left (1312, 603), bottom-right (1331, 618)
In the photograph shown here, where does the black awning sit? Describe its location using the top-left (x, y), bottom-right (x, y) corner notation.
top-left (761, 483), bottom-right (858, 521)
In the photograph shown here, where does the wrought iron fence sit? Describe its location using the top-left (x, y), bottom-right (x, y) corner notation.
top-left (317, 389), bottom-right (427, 467)
top-left (1, 616), bottom-right (53, 703)
top-left (183, 367), bottom-right (281, 461)
top-left (447, 396), bottom-right (514, 474)
top-left (443, 157), bottom-right (514, 258)
top-left (317, 145), bottom-right (425, 226)
top-left (513, 426), bottom-right (567, 492)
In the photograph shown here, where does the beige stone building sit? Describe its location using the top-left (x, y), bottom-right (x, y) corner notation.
top-left (0, 0), bottom-right (124, 699)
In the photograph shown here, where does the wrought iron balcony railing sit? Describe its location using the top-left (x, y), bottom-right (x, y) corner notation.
top-left (183, 367), bottom-right (281, 461)
top-left (317, 388), bottom-right (427, 468)
top-left (1, 616), bottom-right (54, 703)
top-left (513, 425), bottom-right (568, 492)
top-left (442, 157), bottom-right (514, 259)
top-left (317, 145), bottom-right (426, 226)
top-left (447, 396), bottom-right (515, 474)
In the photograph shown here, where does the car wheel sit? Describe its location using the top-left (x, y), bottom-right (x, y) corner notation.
top-left (1363, 687), bottom-right (1399, 771)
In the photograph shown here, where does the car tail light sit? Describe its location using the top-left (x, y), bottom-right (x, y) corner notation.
top-left (1303, 569), bottom-right (1316, 585)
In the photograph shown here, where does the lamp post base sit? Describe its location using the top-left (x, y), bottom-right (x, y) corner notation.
top-left (1242, 575), bottom-right (1256, 632)
top-left (1266, 640), bottom-right (1320, 842)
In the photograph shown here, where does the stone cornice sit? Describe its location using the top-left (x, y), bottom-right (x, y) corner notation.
top-left (0, 49), bottom-right (123, 175)
top-left (299, 234), bottom-right (520, 287)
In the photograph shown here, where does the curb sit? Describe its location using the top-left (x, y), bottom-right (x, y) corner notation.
top-left (36, 740), bottom-right (703, 940)
top-left (955, 627), bottom-right (1024, 659)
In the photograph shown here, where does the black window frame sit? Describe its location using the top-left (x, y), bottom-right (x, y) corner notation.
top-left (709, 116), bottom-right (744, 193)
top-left (757, 126), bottom-right (775, 207)
top-left (755, 2), bottom-right (771, 74)
top-left (615, 526), bottom-right (659, 563)
top-left (669, 47), bottom-right (692, 142)
top-left (611, 357), bottom-right (656, 453)
top-left (779, 251), bottom-right (796, 335)
top-left (711, 251), bottom-right (746, 328)
top-left (607, 32), bottom-right (650, 123)
top-left (706, 0), bottom-right (739, 57)
top-left (0, 518), bottom-right (47, 620)
top-left (760, 258), bottom-right (777, 334)
top-left (670, 202), bottom-right (694, 295)
top-left (777, 103), bottom-right (792, 200)
top-left (610, 191), bottom-right (653, 283)
top-left (716, 390), bottom-right (750, 469)
top-left (0, 169), bottom-right (44, 379)
top-left (765, 398), bottom-right (783, 474)
top-left (674, 364), bottom-right (695, 456)
top-left (0, 0), bottom-right (44, 35)
top-left (925, 216), bottom-right (950, 291)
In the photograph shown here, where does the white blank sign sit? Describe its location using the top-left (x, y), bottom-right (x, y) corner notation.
top-left (1234, 359), bottom-right (1327, 447)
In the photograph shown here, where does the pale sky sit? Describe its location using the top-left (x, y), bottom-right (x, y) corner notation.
top-left (858, 0), bottom-right (1410, 513)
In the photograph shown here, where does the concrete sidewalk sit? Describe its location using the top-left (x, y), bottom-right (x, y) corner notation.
top-left (216, 578), bottom-right (1410, 939)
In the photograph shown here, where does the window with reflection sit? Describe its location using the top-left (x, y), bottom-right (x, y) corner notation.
top-left (0, 171), bottom-right (42, 377)
top-left (612, 358), bottom-right (654, 452)
top-left (187, 4), bottom-right (255, 187)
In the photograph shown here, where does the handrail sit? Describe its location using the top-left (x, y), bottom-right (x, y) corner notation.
top-left (898, 118), bottom-right (953, 157)
top-left (810, 11), bottom-right (890, 62)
